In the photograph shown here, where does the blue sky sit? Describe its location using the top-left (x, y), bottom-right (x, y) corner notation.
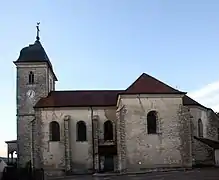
top-left (1, 0), bottom-right (219, 156)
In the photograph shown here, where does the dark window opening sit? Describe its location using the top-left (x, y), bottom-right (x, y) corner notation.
top-left (218, 128), bottom-right (219, 140)
top-left (198, 119), bottom-right (203, 137)
top-left (104, 120), bottom-right (113, 141)
top-left (77, 121), bottom-right (87, 141)
top-left (147, 111), bottom-right (157, 134)
top-left (28, 71), bottom-right (34, 84)
top-left (49, 121), bottom-right (60, 141)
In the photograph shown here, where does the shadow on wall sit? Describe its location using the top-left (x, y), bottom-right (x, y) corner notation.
top-left (71, 162), bottom-right (93, 174)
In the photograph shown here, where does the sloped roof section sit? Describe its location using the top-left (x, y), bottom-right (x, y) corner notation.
top-left (15, 40), bottom-right (52, 67)
top-left (182, 95), bottom-right (208, 109)
top-left (124, 73), bottom-right (185, 94)
top-left (35, 90), bottom-right (122, 108)
top-left (14, 40), bottom-right (58, 81)
top-left (194, 136), bottom-right (219, 149)
top-left (182, 96), bottom-right (219, 120)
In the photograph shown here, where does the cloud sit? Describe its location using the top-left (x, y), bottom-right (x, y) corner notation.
top-left (189, 81), bottom-right (219, 99)
top-left (188, 81), bottom-right (219, 112)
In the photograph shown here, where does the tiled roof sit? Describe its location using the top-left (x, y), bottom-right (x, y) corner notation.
top-left (124, 73), bottom-right (185, 94)
top-left (35, 90), bottom-right (122, 108)
top-left (35, 73), bottom-right (185, 108)
top-left (182, 95), bottom-right (208, 109)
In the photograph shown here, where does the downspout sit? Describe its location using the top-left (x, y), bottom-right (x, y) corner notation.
top-left (90, 106), bottom-right (95, 173)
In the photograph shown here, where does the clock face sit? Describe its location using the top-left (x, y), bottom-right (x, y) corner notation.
top-left (26, 90), bottom-right (35, 99)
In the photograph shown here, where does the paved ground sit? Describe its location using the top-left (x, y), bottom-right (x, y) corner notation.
top-left (50, 168), bottom-right (219, 180)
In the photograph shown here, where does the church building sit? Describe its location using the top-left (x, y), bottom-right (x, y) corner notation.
top-left (5, 26), bottom-right (219, 176)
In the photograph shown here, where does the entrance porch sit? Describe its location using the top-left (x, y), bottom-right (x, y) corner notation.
top-left (5, 140), bottom-right (17, 165)
top-left (98, 144), bottom-right (117, 172)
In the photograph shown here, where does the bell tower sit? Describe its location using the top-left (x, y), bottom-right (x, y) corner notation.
top-left (14, 23), bottom-right (58, 167)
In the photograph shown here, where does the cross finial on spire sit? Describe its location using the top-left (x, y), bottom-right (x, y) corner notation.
top-left (36, 22), bottom-right (40, 41)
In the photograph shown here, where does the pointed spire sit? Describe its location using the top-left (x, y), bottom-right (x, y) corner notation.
top-left (36, 22), bottom-right (40, 41)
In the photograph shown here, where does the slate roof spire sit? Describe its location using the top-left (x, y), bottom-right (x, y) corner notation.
top-left (14, 23), bottom-right (58, 81)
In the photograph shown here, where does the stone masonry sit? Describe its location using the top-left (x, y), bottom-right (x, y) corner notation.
top-left (116, 104), bottom-right (127, 172)
top-left (32, 110), bottom-right (43, 169)
top-left (177, 105), bottom-right (192, 167)
top-left (207, 110), bottom-right (219, 140)
top-left (117, 94), bottom-right (192, 172)
top-left (92, 115), bottom-right (100, 172)
top-left (64, 115), bottom-right (71, 172)
top-left (189, 107), bottom-right (219, 166)
top-left (15, 63), bottom-right (51, 167)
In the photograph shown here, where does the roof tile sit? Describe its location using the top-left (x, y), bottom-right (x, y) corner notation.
top-left (124, 73), bottom-right (185, 94)
top-left (35, 90), bottom-right (122, 108)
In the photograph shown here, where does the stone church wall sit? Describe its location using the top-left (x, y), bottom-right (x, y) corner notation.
top-left (207, 110), bottom-right (219, 141)
top-left (189, 107), bottom-right (215, 166)
top-left (39, 106), bottom-right (117, 175)
top-left (189, 107), bottom-right (208, 138)
top-left (116, 94), bottom-right (192, 172)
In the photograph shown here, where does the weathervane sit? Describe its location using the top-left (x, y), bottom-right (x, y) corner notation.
top-left (36, 22), bottom-right (40, 41)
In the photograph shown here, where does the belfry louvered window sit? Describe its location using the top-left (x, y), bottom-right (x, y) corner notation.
top-left (28, 71), bottom-right (34, 84)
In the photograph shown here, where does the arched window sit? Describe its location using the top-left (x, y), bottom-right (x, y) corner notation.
top-left (147, 111), bottom-right (157, 134)
top-left (198, 119), bottom-right (203, 137)
top-left (77, 121), bottom-right (87, 141)
top-left (28, 71), bottom-right (34, 84)
top-left (104, 120), bottom-right (113, 141)
top-left (49, 121), bottom-right (60, 141)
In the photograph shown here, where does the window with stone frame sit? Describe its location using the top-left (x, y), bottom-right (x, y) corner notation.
top-left (147, 111), bottom-right (157, 134)
top-left (198, 119), bottom-right (203, 137)
top-left (77, 121), bottom-right (87, 141)
top-left (28, 71), bottom-right (34, 84)
top-left (49, 121), bottom-right (60, 141)
top-left (104, 120), bottom-right (113, 141)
